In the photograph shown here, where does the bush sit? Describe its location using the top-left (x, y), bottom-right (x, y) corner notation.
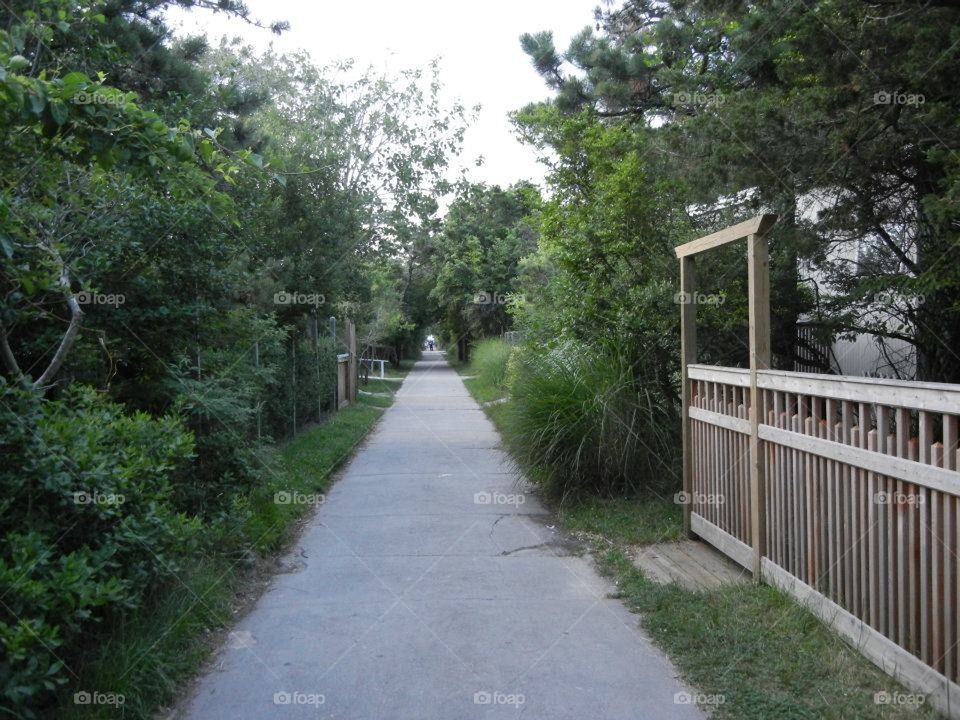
top-left (166, 318), bottom-right (337, 520)
top-left (0, 380), bottom-right (197, 715)
top-left (262, 334), bottom-right (338, 440)
top-left (504, 341), bottom-right (679, 501)
top-left (471, 338), bottom-right (513, 392)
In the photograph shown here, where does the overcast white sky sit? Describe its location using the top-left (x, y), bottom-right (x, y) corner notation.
top-left (167, 0), bottom-right (602, 189)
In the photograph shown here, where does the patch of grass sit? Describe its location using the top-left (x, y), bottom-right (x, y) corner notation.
top-left (483, 398), bottom-right (511, 433)
top-left (454, 339), bottom-right (512, 403)
top-left (598, 549), bottom-right (939, 720)
top-left (364, 377), bottom-right (398, 394)
top-left (462, 375), bottom-right (507, 404)
top-left (385, 359), bottom-right (416, 378)
top-left (558, 495), bottom-right (683, 545)
top-left (59, 382), bottom-right (402, 720)
top-left (358, 376), bottom-right (403, 408)
top-left (471, 339), bottom-right (512, 397)
top-left (505, 341), bottom-right (678, 499)
top-left (61, 559), bottom-right (240, 720)
top-left (244, 395), bottom-right (390, 553)
top-left (445, 351), bottom-right (468, 371)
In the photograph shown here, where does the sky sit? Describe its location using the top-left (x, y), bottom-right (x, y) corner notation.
top-left (167, 0), bottom-right (603, 189)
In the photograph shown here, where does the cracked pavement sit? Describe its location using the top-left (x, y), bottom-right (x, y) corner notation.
top-left (179, 351), bottom-right (704, 719)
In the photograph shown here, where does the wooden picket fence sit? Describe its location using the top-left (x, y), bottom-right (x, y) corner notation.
top-left (677, 216), bottom-right (960, 718)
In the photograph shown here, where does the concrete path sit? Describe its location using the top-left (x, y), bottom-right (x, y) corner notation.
top-left (181, 351), bottom-right (704, 719)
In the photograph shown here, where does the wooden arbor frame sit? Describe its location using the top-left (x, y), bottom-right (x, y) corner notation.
top-left (675, 214), bottom-right (777, 577)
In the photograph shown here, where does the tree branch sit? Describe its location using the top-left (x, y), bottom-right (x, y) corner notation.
top-left (31, 249), bottom-right (83, 392)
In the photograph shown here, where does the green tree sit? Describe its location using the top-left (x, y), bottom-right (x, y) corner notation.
top-left (428, 182), bottom-right (540, 347)
top-left (0, 3), bottom-right (469, 713)
top-left (521, 0), bottom-right (960, 380)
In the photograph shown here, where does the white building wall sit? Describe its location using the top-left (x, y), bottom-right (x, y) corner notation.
top-left (797, 190), bottom-right (918, 380)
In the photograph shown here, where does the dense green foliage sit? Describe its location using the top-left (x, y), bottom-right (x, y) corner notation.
top-left (455, 0), bottom-right (960, 506)
top-left (3, 0), bottom-right (959, 715)
top-left (521, 0), bottom-right (960, 381)
top-left (58, 390), bottom-right (396, 720)
top-left (468, 337), bottom-right (513, 394)
top-left (0, 380), bottom-right (197, 710)
top-left (505, 342), bottom-right (677, 500)
top-left (459, 118), bottom-right (697, 499)
top-left (0, 1), bottom-right (464, 715)
top-left (427, 183), bottom-right (540, 349)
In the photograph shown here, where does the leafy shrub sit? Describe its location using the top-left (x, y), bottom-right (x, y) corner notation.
top-left (168, 365), bottom-right (262, 517)
top-left (166, 318), bottom-right (336, 521)
top-left (505, 341), bottom-right (679, 500)
top-left (471, 338), bottom-right (513, 392)
top-left (262, 334), bottom-right (338, 440)
top-left (0, 380), bottom-right (197, 715)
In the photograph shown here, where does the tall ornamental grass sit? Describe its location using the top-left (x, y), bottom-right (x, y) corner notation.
top-left (505, 342), bottom-right (679, 501)
top-left (471, 338), bottom-right (513, 392)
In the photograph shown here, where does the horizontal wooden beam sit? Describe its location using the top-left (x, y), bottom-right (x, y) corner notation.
top-left (687, 363), bottom-right (750, 387)
top-left (758, 368), bottom-right (960, 414)
top-left (759, 424), bottom-right (960, 496)
top-left (689, 406), bottom-right (751, 434)
top-left (690, 513), bottom-right (753, 570)
top-left (674, 214), bottom-right (777, 258)
top-left (688, 364), bottom-right (960, 414)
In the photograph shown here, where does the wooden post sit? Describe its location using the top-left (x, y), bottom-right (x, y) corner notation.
top-left (673, 214), bottom-right (776, 573)
top-left (346, 318), bottom-right (357, 403)
top-left (329, 316), bottom-right (338, 411)
top-left (680, 256), bottom-right (697, 537)
top-left (747, 232), bottom-right (771, 580)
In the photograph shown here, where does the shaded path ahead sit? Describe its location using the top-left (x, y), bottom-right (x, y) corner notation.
top-left (182, 351), bottom-right (703, 719)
